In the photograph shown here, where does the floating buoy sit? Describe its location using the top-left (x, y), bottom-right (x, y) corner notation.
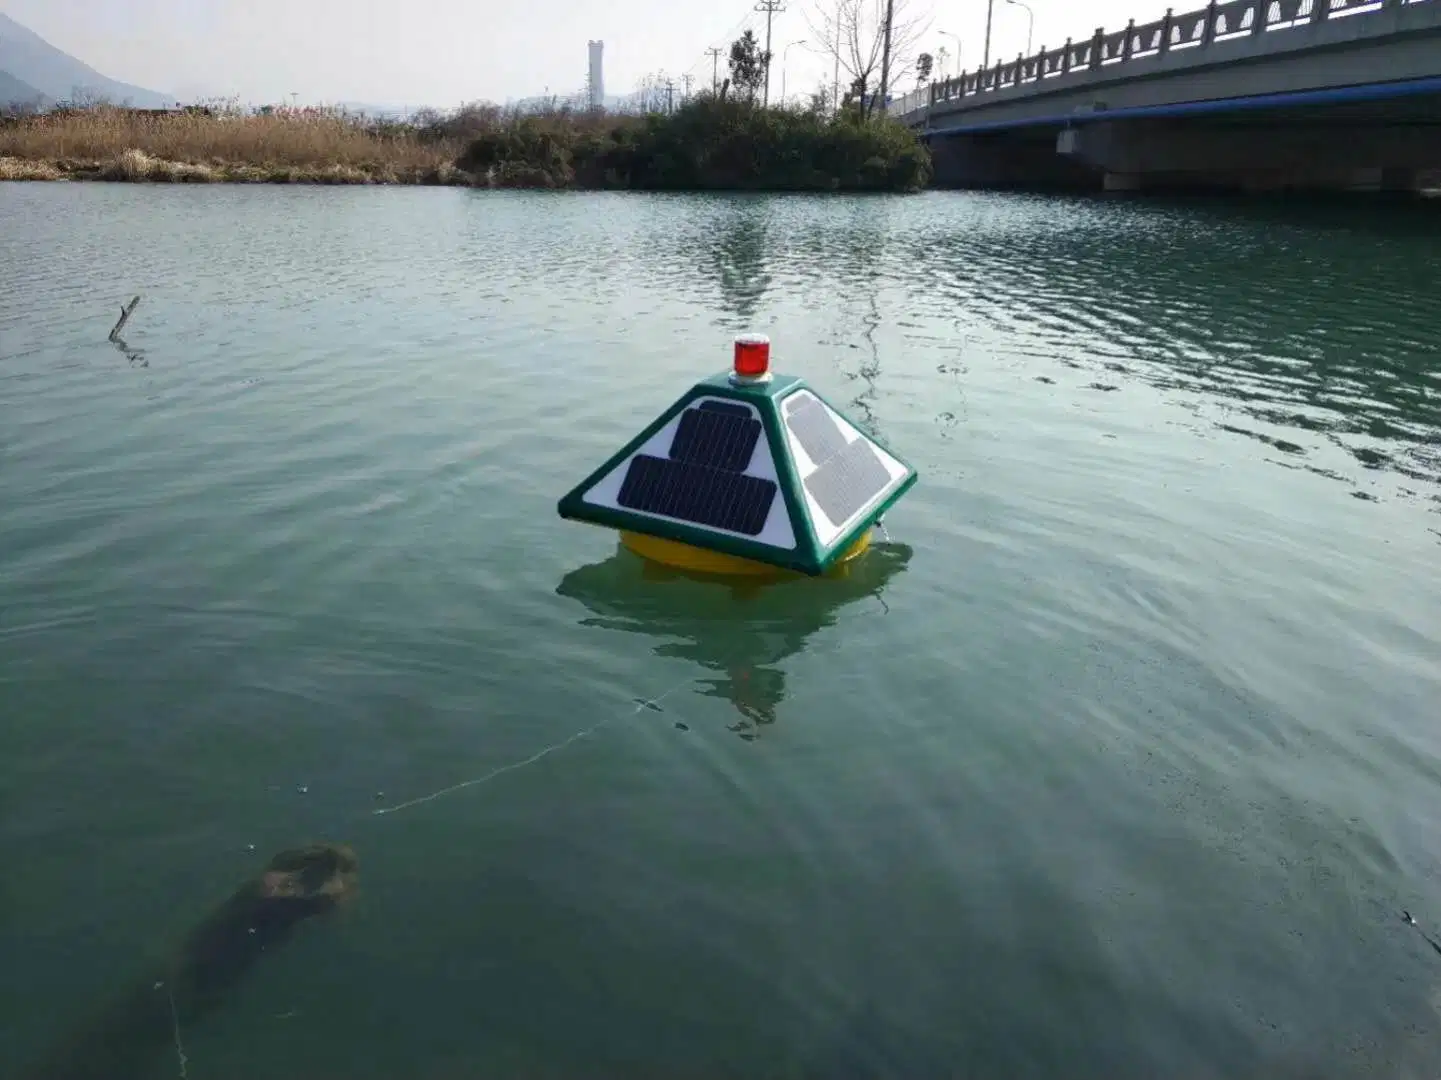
top-left (557, 334), bottom-right (918, 577)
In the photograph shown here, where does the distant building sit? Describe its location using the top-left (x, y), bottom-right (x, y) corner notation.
top-left (588, 40), bottom-right (605, 110)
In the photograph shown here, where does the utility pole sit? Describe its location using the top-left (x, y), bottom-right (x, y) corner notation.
top-left (983, 0), bottom-right (995, 69)
top-left (707, 46), bottom-right (723, 93)
top-left (682, 73), bottom-right (694, 102)
top-left (755, 0), bottom-right (786, 106)
top-left (664, 79), bottom-right (676, 114)
top-left (878, 0), bottom-right (895, 115)
top-left (832, 17), bottom-right (840, 114)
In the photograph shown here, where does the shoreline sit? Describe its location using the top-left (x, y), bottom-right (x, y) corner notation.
top-left (0, 152), bottom-right (472, 186)
top-left (0, 152), bottom-right (926, 192)
top-left (7, 155), bottom-right (1435, 200)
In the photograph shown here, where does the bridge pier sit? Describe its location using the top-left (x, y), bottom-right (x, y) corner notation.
top-left (1047, 117), bottom-right (1441, 195)
top-left (927, 132), bottom-right (1100, 191)
top-left (1102, 172), bottom-right (1143, 192)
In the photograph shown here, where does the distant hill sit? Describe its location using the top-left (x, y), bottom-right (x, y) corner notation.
top-left (0, 11), bottom-right (170, 107)
top-left (0, 66), bottom-right (45, 108)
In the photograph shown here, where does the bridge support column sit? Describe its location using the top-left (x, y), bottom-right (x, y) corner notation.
top-left (928, 132), bottom-right (1102, 190)
top-left (1381, 166), bottom-right (1420, 192)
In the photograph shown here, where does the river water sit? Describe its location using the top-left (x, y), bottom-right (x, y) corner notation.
top-left (1, 183), bottom-right (1439, 1078)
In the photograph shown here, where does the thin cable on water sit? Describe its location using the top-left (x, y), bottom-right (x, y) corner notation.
top-left (371, 666), bottom-right (707, 818)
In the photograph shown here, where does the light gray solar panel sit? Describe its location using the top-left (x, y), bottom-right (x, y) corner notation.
top-left (784, 393), bottom-right (848, 467)
top-left (803, 437), bottom-right (892, 527)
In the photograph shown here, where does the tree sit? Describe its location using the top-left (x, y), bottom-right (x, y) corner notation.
top-left (65, 85), bottom-right (113, 110)
top-left (806, 0), bottom-right (931, 118)
top-left (729, 30), bottom-right (768, 103)
top-left (916, 52), bottom-right (933, 86)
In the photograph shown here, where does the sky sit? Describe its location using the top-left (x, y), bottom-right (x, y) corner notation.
top-left (2, 0), bottom-right (1179, 110)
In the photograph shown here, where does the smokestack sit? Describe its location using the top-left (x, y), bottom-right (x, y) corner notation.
top-left (588, 40), bottom-right (605, 109)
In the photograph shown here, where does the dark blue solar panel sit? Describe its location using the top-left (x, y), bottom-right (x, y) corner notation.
top-left (669, 406), bottom-right (760, 473)
top-left (698, 401), bottom-right (752, 419)
top-left (618, 455), bottom-right (776, 536)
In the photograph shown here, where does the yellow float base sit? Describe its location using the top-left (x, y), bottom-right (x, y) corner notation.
top-left (619, 529), bottom-right (872, 579)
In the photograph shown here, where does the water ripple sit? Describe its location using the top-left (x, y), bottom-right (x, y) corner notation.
top-left (2, 183), bottom-right (1439, 1079)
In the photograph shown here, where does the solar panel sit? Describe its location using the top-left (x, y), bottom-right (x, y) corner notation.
top-left (697, 401), bottom-right (752, 419)
top-left (618, 455), bottom-right (777, 536)
top-left (784, 393), bottom-right (849, 467)
top-left (803, 437), bottom-right (892, 527)
top-left (669, 406), bottom-right (761, 473)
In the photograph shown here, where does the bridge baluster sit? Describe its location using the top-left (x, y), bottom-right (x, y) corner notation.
top-left (1203, 0), bottom-right (1220, 44)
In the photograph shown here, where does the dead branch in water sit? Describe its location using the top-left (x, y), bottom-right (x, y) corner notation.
top-left (109, 295), bottom-right (140, 341)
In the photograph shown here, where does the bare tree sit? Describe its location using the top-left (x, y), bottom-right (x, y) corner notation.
top-left (806, 82), bottom-right (834, 116)
top-left (64, 85), bottom-right (114, 110)
top-left (805, 0), bottom-right (931, 118)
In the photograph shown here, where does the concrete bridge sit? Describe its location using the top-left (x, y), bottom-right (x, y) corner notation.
top-left (893, 0), bottom-right (1441, 193)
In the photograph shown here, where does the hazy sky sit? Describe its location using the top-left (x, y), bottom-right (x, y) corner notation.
top-left (3, 0), bottom-right (1177, 108)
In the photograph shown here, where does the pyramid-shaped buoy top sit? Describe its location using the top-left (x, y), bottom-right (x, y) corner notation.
top-left (558, 334), bottom-right (918, 577)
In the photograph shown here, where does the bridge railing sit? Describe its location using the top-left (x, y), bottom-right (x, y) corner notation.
top-left (898, 0), bottom-right (1433, 124)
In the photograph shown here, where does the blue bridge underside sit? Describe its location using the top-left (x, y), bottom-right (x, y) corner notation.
top-left (923, 75), bottom-right (1441, 139)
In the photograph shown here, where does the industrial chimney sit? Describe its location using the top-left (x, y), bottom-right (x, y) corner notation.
top-left (588, 40), bottom-right (605, 109)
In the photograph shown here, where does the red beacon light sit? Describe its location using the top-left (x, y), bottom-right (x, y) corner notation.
top-left (731, 333), bottom-right (772, 384)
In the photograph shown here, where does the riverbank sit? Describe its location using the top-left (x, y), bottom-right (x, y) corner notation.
top-left (0, 152), bottom-right (467, 184)
top-left (0, 99), bottom-right (932, 192)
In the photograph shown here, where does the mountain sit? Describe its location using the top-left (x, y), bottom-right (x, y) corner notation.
top-left (0, 11), bottom-right (170, 107)
top-left (0, 66), bottom-right (45, 107)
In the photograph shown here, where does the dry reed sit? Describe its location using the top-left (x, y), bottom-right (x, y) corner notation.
top-left (0, 106), bottom-right (466, 184)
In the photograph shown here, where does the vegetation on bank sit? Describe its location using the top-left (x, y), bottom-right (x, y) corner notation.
top-left (0, 95), bottom-right (930, 192)
top-left (461, 97), bottom-right (930, 192)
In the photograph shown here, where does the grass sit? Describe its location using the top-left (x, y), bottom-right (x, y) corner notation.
top-left (0, 105), bottom-right (464, 184)
top-left (0, 98), bottom-right (932, 192)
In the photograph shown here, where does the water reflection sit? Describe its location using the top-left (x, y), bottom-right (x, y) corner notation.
top-left (709, 199), bottom-right (774, 325)
top-left (109, 332), bottom-right (147, 368)
top-left (555, 541), bottom-right (913, 740)
top-left (911, 195), bottom-right (1441, 499)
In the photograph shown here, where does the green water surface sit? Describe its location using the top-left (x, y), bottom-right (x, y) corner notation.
top-left (2, 184), bottom-right (1439, 1078)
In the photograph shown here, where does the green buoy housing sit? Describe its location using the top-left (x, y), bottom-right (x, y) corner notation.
top-left (557, 334), bottom-right (918, 577)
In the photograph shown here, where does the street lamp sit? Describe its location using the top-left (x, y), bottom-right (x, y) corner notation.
top-left (940, 30), bottom-right (963, 72)
top-left (983, 0), bottom-right (994, 69)
top-left (780, 39), bottom-right (809, 106)
top-left (1006, 0), bottom-right (1035, 55)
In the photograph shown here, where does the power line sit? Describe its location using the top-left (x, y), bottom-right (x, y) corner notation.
top-left (680, 7), bottom-right (761, 88)
top-left (755, 0), bottom-right (786, 106)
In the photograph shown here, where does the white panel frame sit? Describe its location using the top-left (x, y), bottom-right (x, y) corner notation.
top-left (779, 389), bottom-right (909, 549)
top-left (580, 396), bottom-right (798, 551)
